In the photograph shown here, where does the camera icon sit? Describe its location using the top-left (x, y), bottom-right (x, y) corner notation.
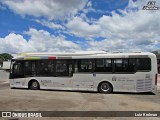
top-left (2, 112), bottom-right (11, 117)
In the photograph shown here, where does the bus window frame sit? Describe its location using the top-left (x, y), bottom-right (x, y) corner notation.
top-left (10, 57), bottom-right (152, 79)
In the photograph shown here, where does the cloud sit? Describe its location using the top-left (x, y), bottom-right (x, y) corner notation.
top-left (87, 0), bottom-right (160, 52)
top-left (25, 28), bottom-right (81, 52)
top-left (98, 10), bottom-right (159, 34)
top-left (1, 0), bottom-right (87, 20)
top-left (0, 0), bottom-right (160, 53)
top-left (0, 33), bottom-right (35, 53)
top-left (66, 0), bottom-right (159, 39)
top-left (0, 28), bottom-right (81, 54)
top-left (87, 39), bottom-right (129, 52)
top-left (35, 19), bottom-right (64, 30)
top-left (87, 37), bottom-right (159, 52)
top-left (67, 17), bottom-right (101, 38)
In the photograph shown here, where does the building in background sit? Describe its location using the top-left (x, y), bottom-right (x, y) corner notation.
top-left (2, 61), bottom-right (11, 72)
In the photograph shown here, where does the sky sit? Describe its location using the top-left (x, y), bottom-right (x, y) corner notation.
top-left (0, 0), bottom-right (160, 54)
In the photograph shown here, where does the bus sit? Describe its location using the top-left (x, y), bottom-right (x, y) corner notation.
top-left (9, 51), bottom-right (157, 93)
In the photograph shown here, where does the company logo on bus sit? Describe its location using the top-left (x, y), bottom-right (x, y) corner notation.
top-left (112, 76), bottom-right (117, 81)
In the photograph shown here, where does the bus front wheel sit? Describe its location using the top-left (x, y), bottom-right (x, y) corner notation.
top-left (98, 82), bottom-right (113, 93)
top-left (29, 80), bottom-right (40, 90)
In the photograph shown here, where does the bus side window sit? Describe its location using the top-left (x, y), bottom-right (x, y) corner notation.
top-left (25, 61), bottom-right (32, 75)
top-left (38, 60), bottom-right (54, 76)
top-left (94, 59), bottom-right (112, 72)
top-left (136, 58), bottom-right (151, 71)
top-left (114, 59), bottom-right (136, 73)
top-left (114, 59), bottom-right (123, 72)
top-left (78, 59), bottom-right (93, 72)
top-left (56, 60), bottom-right (71, 77)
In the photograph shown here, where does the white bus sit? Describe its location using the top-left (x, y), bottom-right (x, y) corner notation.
top-left (9, 51), bottom-right (157, 93)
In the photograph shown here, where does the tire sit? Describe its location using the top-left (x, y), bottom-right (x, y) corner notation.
top-left (98, 82), bottom-right (112, 93)
top-left (30, 80), bottom-right (39, 90)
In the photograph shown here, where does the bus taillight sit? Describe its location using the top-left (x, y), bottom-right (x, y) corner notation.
top-left (155, 74), bottom-right (157, 85)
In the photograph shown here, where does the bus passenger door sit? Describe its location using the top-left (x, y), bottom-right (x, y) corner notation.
top-left (72, 73), bottom-right (94, 91)
top-left (53, 60), bottom-right (73, 90)
top-left (72, 59), bottom-right (94, 91)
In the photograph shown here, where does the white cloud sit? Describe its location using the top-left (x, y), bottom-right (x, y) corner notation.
top-left (87, 39), bottom-right (129, 52)
top-left (1, 0), bottom-right (160, 53)
top-left (0, 33), bottom-right (35, 53)
top-left (86, 1), bottom-right (92, 8)
top-left (87, 0), bottom-right (160, 52)
top-left (87, 38), bottom-right (159, 52)
top-left (98, 10), bottom-right (159, 34)
top-left (1, 0), bottom-right (87, 20)
top-left (25, 28), bottom-right (81, 52)
top-left (66, 6), bottom-right (160, 52)
top-left (35, 19), bottom-right (64, 30)
top-left (0, 28), bottom-right (81, 54)
top-left (67, 17), bottom-right (101, 38)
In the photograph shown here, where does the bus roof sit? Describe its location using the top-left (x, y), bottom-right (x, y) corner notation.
top-left (12, 51), bottom-right (156, 60)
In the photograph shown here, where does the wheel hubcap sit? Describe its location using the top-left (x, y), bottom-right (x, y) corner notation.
top-left (32, 82), bottom-right (38, 88)
top-left (101, 83), bottom-right (109, 92)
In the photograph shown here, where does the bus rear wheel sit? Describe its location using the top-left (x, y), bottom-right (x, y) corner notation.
top-left (29, 80), bottom-right (40, 90)
top-left (98, 82), bottom-right (112, 93)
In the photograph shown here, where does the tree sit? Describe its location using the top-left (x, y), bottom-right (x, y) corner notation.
top-left (0, 53), bottom-right (13, 64)
top-left (0, 56), bottom-right (4, 65)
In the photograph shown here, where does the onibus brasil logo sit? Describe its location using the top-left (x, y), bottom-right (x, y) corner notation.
top-left (143, 1), bottom-right (159, 10)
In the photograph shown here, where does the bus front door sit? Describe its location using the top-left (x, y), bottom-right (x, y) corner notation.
top-left (12, 62), bottom-right (26, 88)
